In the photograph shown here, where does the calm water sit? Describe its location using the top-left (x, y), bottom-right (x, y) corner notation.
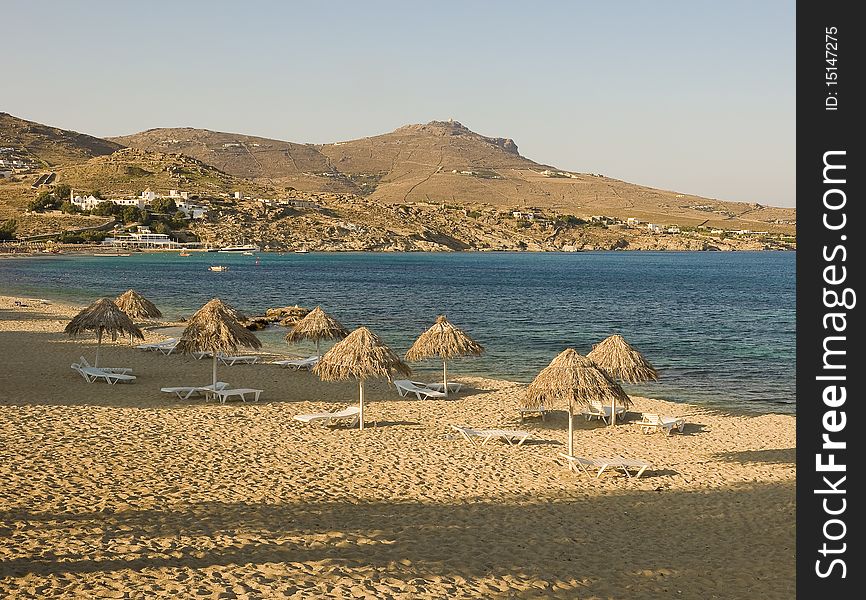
top-left (0, 251), bottom-right (795, 413)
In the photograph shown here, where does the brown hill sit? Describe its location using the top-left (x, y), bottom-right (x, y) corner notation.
top-left (115, 120), bottom-right (795, 233)
top-left (0, 112), bottom-right (122, 166)
top-left (109, 127), bottom-right (354, 194)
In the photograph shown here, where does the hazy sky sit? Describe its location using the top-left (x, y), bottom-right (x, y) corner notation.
top-left (4, 1), bottom-right (794, 207)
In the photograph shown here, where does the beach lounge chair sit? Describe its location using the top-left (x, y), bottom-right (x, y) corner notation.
top-left (393, 380), bottom-right (447, 400)
top-left (518, 404), bottom-right (551, 423)
top-left (192, 351), bottom-right (212, 360)
top-left (217, 354), bottom-right (260, 366)
top-left (635, 413), bottom-right (686, 436)
top-left (160, 382), bottom-right (230, 400)
top-left (72, 364), bottom-right (136, 385)
top-left (559, 453), bottom-right (651, 478)
top-left (211, 387), bottom-right (263, 404)
top-left (582, 399), bottom-right (627, 424)
top-left (137, 337), bottom-right (177, 351)
top-left (424, 381), bottom-right (463, 394)
top-left (274, 356), bottom-right (319, 371)
top-left (156, 340), bottom-right (179, 355)
top-left (293, 406), bottom-right (362, 428)
top-left (449, 425), bottom-right (532, 447)
top-left (78, 356), bottom-right (133, 375)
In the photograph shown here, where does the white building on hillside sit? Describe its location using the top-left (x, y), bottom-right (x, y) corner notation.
top-left (71, 195), bottom-right (106, 211)
top-left (141, 188), bottom-right (156, 202)
top-left (176, 200), bottom-right (208, 219)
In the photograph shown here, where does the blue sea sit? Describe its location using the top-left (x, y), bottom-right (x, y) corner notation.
top-left (0, 251), bottom-right (795, 414)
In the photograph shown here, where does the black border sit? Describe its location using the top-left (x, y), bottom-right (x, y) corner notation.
top-left (796, 1), bottom-right (860, 596)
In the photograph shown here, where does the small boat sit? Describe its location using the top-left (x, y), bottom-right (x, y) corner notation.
top-left (294, 249), bottom-right (309, 254)
top-left (208, 265), bottom-right (229, 272)
top-left (219, 244), bottom-right (260, 253)
top-left (242, 251), bottom-right (254, 255)
top-left (179, 251), bottom-right (191, 257)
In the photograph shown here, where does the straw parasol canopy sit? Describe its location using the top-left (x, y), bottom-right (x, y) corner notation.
top-left (587, 334), bottom-right (658, 383)
top-left (115, 289), bottom-right (162, 320)
top-left (175, 298), bottom-right (262, 390)
top-left (65, 297), bottom-right (144, 367)
top-left (314, 326), bottom-right (411, 430)
top-left (405, 315), bottom-right (483, 397)
top-left (587, 334), bottom-right (657, 425)
top-left (522, 348), bottom-right (630, 456)
top-left (285, 305), bottom-right (349, 360)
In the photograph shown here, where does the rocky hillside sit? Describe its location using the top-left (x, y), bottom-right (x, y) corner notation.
top-left (109, 127), bottom-right (350, 194)
top-left (0, 112), bottom-right (122, 166)
top-left (189, 195), bottom-right (794, 253)
top-left (114, 120), bottom-right (795, 234)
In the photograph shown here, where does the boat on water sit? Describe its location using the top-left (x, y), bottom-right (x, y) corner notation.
top-left (242, 251), bottom-right (254, 255)
top-left (218, 244), bottom-right (259, 253)
top-left (294, 249), bottom-right (310, 254)
top-left (92, 252), bottom-right (131, 257)
top-left (179, 250), bottom-right (191, 257)
top-left (208, 265), bottom-right (229, 272)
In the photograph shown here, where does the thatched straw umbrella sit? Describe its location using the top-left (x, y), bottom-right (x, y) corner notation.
top-left (65, 298), bottom-right (144, 367)
top-left (115, 289), bottom-right (162, 320)
top-left (175, 298), bottom-right (262, 390)
top-left (587, 334), bottom-right (658, 425)
top-left (522, 349), bottom-right (630, 456)
top-left (285, 305), bottom-right (349, 361)
top-left (405, 315), bottom-right (483, 397)
top-left (314, 326), bottom-right (411, 430)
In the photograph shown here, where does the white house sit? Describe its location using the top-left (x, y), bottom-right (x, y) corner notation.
top-left (141, 188), bottom-right (156, 202)
top-left (176, 201), bottom-right (208, 219)
top-left (71, 195), bottom-right (107, 211)
top-left (233, 191), bottom-right (244, 200)
top-left (627, 217), bottom-right (641, 227)
top-left (112, 198), bottom-right (148, 209)
top-left (169, 189), bottom-right (190, 200)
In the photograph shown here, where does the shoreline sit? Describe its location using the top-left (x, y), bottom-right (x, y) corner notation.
top-left (0, 293), bottom-right (796, 598)
top-left (0, 292), bottom-right (795, 417)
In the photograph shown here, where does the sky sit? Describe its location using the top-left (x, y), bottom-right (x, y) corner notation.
top-left (4, 1), bottom-right (795, 207)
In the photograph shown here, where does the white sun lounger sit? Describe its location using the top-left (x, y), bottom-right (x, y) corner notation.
top-left (293, 406), bottom-right (362, 428)
top-left (423, 381), bottom-right (463, 393)
top-left (635, 413), bottom-right (686, 436)
top-left (192, 351), bottom-right (212, 360)
top-left (518, 404), bottom-right (551, 423)
top-left (137, 338), bottom-right (177, 351)
top-left (582, 400), bottom-right (627, 424)
top-left (72, 364), bottom-right (137, 385)
top-left (78, 356), bottom-right (133, 375)
top-left (217, 355), bottom-right (260, 366)
top-left (274, 356), bottom-right (319, 370)
top-left (161, 382), bottom-right (230, 400)
top-left (156, 340), bottom-right (179, 355)
top-left (559, 453), bottom-right (651, 478)
top-left (449, 425), bottom-right (532, 447)
top-left (211, 387), bottom-right (263, 404)
top-left (393, 380), bottom-right (447, 400)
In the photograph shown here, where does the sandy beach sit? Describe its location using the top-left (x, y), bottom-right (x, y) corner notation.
top-left (0, 294), bottom-right (795, 599)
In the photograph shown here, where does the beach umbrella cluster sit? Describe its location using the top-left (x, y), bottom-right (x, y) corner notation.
top-left (405, 315), bottom-right (484, 397)
top-left (314, 326), bottom-right (411, 429)
top-left (286, 305), bottom-right (349, 360)
top-left (176, 297), bottom-right (262, 389)
top-left (65, 298), bottom-right (144, 367)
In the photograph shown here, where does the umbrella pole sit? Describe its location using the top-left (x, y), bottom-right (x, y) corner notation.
top-left (95, 330), bottom-right (103, 367)
top-left (358, 379), bottom-right (365, 430)
top-left (568, 408), bottom-right (574, 457)
top-left (316, 339), bottom-right (321, 362)
top-left (443, 359), bottom-right (448, 398)
top-left (212, 355), bottom-right (218, 390)
top-left (610, 398), bottom-right (617, 426)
